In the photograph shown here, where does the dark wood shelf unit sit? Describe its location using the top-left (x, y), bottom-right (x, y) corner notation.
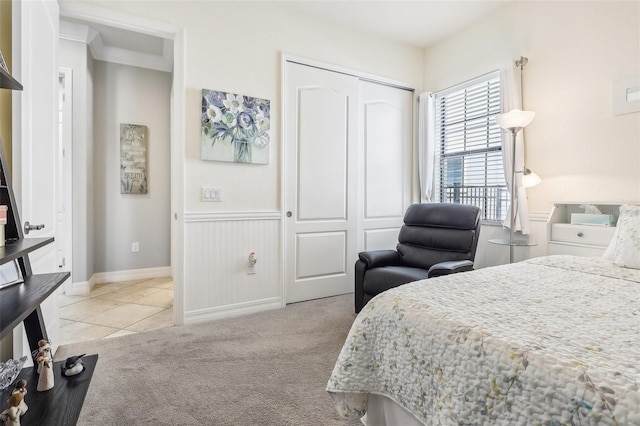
top-left (0, 272), bottom-right (70, 341)
top-left (0, 66), bottom-right (23, 91)
top-left (0, 355), bottom-right (97, 426)
top-left (0, 237), bottom-right (54, 267)
top-left (0, 68), bottom-right (97, 423)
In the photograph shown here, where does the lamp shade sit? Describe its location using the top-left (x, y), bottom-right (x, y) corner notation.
top-left (495, 109), bottom-right (535, 130)
top-left (522, 168), bottom-right (542, 188)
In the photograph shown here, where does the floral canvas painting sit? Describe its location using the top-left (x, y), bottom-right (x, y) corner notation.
top-left (201, 89), bottom-right (270, 164)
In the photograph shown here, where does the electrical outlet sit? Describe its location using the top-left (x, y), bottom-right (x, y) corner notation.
top-left (247, 252), bottom-right (257, 274)
top-left (132, 242), bottom-right (139, 252)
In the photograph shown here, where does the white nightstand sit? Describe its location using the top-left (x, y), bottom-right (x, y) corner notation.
top-left (547, 203), bottom-right (619, 257)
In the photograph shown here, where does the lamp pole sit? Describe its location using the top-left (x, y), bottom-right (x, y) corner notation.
top-left (507, 127), bottom-right (520, 264)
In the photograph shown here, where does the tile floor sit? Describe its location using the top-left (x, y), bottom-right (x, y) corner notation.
top-left (57, 276), bottom-right (174, 346)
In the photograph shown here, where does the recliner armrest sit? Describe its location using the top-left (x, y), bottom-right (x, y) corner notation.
top-left (358, 250), bottom-right (402, 269)
top-left (427, 260), bottom-right (474, 278)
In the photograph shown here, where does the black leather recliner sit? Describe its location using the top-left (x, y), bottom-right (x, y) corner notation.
top-left (355, 203), bottom-right (481, 313)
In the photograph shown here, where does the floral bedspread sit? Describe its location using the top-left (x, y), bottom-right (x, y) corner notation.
top-left (327, 255), bottom-right (640, 425)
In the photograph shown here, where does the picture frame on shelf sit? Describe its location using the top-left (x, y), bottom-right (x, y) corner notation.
top-left (0, 260), bottom-right (23, 290)
top-left (0, 51), bottom-right (8, 74)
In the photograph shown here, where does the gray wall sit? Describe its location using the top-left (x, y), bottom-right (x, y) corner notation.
top-left (93, 61), bottom-right (171, 273)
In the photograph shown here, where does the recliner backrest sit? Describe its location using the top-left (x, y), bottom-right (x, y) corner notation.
top-left (396, 203), bottom-right (481, 269)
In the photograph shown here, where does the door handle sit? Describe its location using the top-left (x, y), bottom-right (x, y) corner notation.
top-left (286, 211), bottom-right (292, 218)
top-left (24, 221), bottom-right (45, 235)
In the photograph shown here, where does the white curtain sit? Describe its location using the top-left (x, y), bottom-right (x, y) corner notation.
top-left (418, 92), bottom-right (435, 203)
top-left (500, 61), bottom-right (531, 234)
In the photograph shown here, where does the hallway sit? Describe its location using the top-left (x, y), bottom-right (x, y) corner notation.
top-left (58, 277), bottom-right (173, 345)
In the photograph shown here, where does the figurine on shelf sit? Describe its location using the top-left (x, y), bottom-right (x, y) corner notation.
top-left (36, 350), bottom-right (53, 392)
top-left (37, 340), bottom-right (51, 363)
top-left (10, 380), bottom-right (27, 414)
top-left (61, 354), bottom-right (85, 377)
top-left (0, 392), bottom-right (24, 426)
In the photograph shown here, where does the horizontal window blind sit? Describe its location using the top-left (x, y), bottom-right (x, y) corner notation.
top-left (434, 72), bottom-right (507, 221)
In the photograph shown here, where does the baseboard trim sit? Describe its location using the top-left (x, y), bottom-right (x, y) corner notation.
top-left (64, 278), bottom-right (96, 296)
top-left (92, 266), bottom-right (172, 285)
top-left (65, 266), bottom-right (172, 296)
top-left (184, 297), bottom-right (283, 324)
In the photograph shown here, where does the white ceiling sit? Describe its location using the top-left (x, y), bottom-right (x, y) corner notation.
top-left (59, 1), bottom-right (507, 71)
top-left (277, 1), bottom-right (506, 48)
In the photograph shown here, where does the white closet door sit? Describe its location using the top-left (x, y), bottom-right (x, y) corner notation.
top-left (283, 61), bottom-right (414, 304)
top-left (359, 81), bottom-right (413, 252)
top-left (284, 62), bottom-right (359, 303)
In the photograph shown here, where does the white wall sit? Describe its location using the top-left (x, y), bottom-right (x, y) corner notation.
top-left (62, 1), bottom-right (637, 315)
top-left (424, 1), bottom-right (640, 212)
top-left (423, 1), bottom-right (640, 266)
top-left (93, 61), bottom-right (171, 273)
top-left (59, 38), bottom-right (95, 283)
top-left (59, 0), bottom-right (424, 319)
top-left (66, 1), bottom-right (424, 212)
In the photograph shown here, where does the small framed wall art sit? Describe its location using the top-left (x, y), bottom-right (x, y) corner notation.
top-left (201, 89), bottom-right (270, 164)
top-left (120, 123), bottom-right (148, 194)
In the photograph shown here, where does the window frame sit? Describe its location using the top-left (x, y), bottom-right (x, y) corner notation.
top-left (433, 71), bottom-right (506, 223)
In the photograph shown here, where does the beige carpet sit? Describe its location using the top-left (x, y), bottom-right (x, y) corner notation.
top-left (55, 294), bottom-right (362, 425)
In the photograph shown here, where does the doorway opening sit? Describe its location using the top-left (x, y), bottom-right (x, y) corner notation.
top-left (56, 13), bottom-right (179, 345)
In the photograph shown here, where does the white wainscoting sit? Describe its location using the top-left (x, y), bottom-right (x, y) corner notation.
top-left (475, 212), bottom-right (550, 268)
top-left (529, 212), bottom-right (550, 258)
top-left (183, 212), bottom-right (282, 323)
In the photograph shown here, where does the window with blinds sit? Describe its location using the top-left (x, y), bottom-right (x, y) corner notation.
top-left (434, 72), bottom-right (507, 221)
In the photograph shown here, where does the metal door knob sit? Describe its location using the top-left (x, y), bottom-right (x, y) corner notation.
top-left (577, 232), bottom-right (583, 237)
top-left (286, 211), bottom-right (292, 217)
top-left (24, 221), bottom-right (45, 235)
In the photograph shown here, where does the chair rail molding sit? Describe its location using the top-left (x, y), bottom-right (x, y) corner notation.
top-left (184, 211), bottom-right (281, 223)
top-left (529, 212), bottom-right (550, 222)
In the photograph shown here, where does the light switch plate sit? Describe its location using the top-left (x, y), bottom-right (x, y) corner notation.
top-left (202, 187), bottom-right (223, 202)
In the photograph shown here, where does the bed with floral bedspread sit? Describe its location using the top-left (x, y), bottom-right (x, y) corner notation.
top-left (327, 255), bottom-right (640, 425)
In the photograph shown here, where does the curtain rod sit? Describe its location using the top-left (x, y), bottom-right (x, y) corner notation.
top-left (418, 56), bottom-right (529, 102)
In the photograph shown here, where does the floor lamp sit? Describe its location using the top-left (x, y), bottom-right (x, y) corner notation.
top-left (489, 109), bottom-right (535, 263)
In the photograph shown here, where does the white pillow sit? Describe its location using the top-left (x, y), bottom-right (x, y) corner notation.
top-left (612, 205), bottom-right (640, 269)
